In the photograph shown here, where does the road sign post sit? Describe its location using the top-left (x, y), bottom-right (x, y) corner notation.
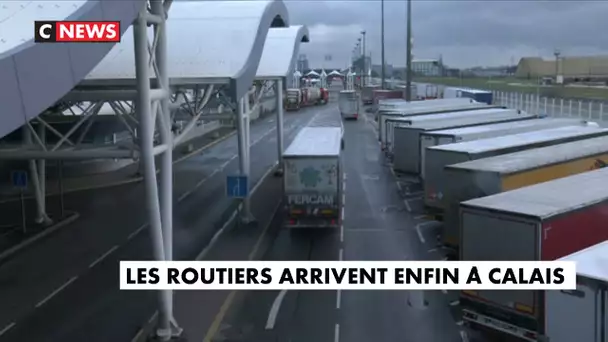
top-left (226, 175), bottom-right (249, 199)
top-left (11, 170), bottom-right (28, 233)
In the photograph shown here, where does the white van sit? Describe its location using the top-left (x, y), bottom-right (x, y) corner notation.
top-left (338, 90), bottom-right (359, 120)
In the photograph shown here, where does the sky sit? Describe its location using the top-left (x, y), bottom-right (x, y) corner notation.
top-left (285, 1), bottom-right (608, 69)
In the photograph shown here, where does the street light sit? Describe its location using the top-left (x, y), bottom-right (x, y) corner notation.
top-left (381, 0), bottom-right (385, 89)
top-left (361, 30), bottom-right (366, 86)
top-left (405, 0), bottom-right (412, 101)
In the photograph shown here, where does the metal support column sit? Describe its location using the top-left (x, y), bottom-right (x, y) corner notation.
top-left (274, 79), bottom-right (285, 177)
top-left (37, 123), bottom-right (47, 222)
top-left (151, 0), bottom-right (182, 338)
top-left (133, 4), bottom-right (177, 340)
top-left (23, 126), bottom-right (49, 225)
top-left (236, 97), bottom-right (254, 223)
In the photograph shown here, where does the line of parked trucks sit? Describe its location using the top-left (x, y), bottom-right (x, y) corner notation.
top-left (373, 97), bottom-right (608, 342)
top-left (284, 86), bottom-right (329, 111)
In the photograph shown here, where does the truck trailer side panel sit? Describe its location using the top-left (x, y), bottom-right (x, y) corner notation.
top-left (424, 125), bottom-right (608, 212)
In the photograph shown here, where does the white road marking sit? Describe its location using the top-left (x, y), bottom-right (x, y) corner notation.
top-left (403, 199), bottom-right (412, 212)
top-left (342, 193), bottom-right (345, 205)
top-left (0, 322), bottom-right (15, 337)
top-left (127, 223), bottom-right (146, 241)
top-left (35, 276), bottom-right (78, 308)
top-left (341, 207), bottom-right (345, 221)
top-left (442, 289), bottom-right (448, 295)
top-left (414, 215), bottom-right (427, 220)
top-left (342, 180), bottom-right (346, 191)
top-left (334, 323), bottom-right (340, 342)
top-left (456, 321), bottom-right (464, 326)
top-left (415, 222), bottom-right (438, 244)
top-left (460, 330), bottom-right (470, 342)
top-left (177, 127), bottom-right (277, 202)
top-left (89, 245), bottom-right (119, 268)
top-left (336, 288), bottom-right (342, 309)
top-left (450, 300), bottom-right (460, 306)
top-left (265, 289), bottom-right (288, 329)
top-left (339, 248), bottom-right (344, 261)
top-left (343, 173), bottom-right (347, 180)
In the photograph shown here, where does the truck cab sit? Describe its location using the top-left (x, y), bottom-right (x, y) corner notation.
top-left (282, 126), bottom-right (343, 229)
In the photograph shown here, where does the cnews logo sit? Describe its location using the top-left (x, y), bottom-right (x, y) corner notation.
top-left (34, 21), bottom-right (120, 43)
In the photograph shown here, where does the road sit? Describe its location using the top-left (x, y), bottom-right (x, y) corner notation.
top-left (0, 104), bottom-right (332, 342)
top-left (210, 109), bottom-right (465, 342)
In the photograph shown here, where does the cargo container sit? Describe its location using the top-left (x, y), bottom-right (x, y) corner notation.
top-left (377, 99), bottom-right (488, 146)
top-left (545, 241), bottom-right (608, 342)
top-left (419, 118), bottom-right (590, 180)
top-left (459, 167), bottom-right (608, 342)
top-left (460, 89), bottom-right (493, 104)
top-left (424, 124), bottom-right (606, 215)
top-left (390, 109), bottom-right (534, 173)
top-left (441, 134), bottom-right (608, 250)
top-left (372, 89), bottom-right (402, 106)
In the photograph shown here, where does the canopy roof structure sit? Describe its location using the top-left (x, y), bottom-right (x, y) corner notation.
top-left (328, 70), bottom-right (343, 76)
top-left (0, 0), bottom-right (146, 138)
top-left (256, 25), bottom-right (310, 80)
top-left (305, 70), bottom-right (320, 77)
top-left (81, 0), bottom-right (289, 102)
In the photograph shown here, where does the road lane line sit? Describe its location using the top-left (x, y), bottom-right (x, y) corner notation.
top-left (339, 248), bottom-right (343, 261)
top-left (336, 289), bottom-right (342, 309)
top-left (414, 215), bottom-right (427, 220)
top-left (0, 322), bottom-right (15, 337)
top-left (334, 323), bottom-right (340, 342)
top-left (460, 330), bottom-right (470, 342)
top-left (265, 289), bottom-right (288, 329)
top-left (403, 199), bottom-right (412, 212)
top-left (177, 127), bottom-right (277, 202)
top-left (450, 300), bottom-right (460, 306)
top-left (415, 224), bottom-right (426, 243)
top-left (35, 276), bottom-right (78, 308)
top-left (340, 224), bottom-right (344, 243)
top-left (127, 224), bottom-right (147, 241)
top-left (442, 289), bottom-right (448, 294)
top-left (89, 245), bottom-right (119, 268)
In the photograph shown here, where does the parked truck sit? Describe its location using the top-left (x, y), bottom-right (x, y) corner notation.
top-left (338, 90), bottom-right (359, 120)
top-left (361, 85), bottom-right (380, 105)
top-left (285, 89), bottom-right (301, 111)
top-left (546, 241), bottom-right (608, 342)
top-left (386, 107), bottom-right (524, 161)
top-left (282, 112), bottom-right (344, 229)
top-left (424, 124), bottom-right (607, 221)
top-left (441, 134), bottom-right (608, 253)
top-left (418, 118), bottom-right (589, 180)
top-left (459, 167), bottom-right (608, 342)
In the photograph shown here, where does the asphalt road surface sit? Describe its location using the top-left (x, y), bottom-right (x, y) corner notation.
top-left (211, 109), bottom-right (466, 342)
top-left (0, 104), bottom-right (333, 342)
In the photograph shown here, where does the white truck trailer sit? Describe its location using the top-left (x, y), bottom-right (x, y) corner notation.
top-left (282, 112), bottom-right (344, 228)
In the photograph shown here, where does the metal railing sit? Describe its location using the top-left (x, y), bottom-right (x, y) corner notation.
top-left (492, 91), bottom-right (607, 123)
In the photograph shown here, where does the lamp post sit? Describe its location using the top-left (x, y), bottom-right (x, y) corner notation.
top-left (405, 0), bottom-right (413, 101)
top-left (361, 30), bottom-right (366, 86)
top-left (381, 0), bottom-right (385, 89)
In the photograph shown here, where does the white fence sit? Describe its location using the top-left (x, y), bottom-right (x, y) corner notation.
top-left (492, 91), bottom-right (608, 123)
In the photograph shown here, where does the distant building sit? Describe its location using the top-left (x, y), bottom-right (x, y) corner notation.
top-left (516, 56), bottom-right (608, 81)
top-left (411, 59), bottom-right (443, 76)
top-left (371, 63), bottom-right (393, 77)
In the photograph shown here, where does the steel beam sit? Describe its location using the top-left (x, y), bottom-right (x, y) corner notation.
top-left (274, 79), bottom-right (285, 176)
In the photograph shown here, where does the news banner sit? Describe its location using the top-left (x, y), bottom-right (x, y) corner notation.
top-left (120, 261), bottom-right (576, 290)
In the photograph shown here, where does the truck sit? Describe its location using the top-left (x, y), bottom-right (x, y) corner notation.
top-left (361, 85), bottom-right (380, 105)
top-left (301, 87), bottom-right (322, 106)
top-left (338, 90), bottom-right (359, 120)
top-left (319, 88), bottom-right (329, 104)
top-left (459, 89), bottom-right (493, 104)
top-left (390, 109), bottom-right (535, 173)
top-left (459, 167), bottom-right (608, 342)
top-left (424, 124), bottom-right (607, 223)
top-left (441, 134), bottom-right (608, 253)
top-left (285, 89), bottom-right (301, 111)
top-left (282, 112), bottom-right (344, 229)
top-left (418, 118), bottom-right (590, 180)
top-left (546, 241), bottom-right (608, 342)
top-left (377, 98), bottom-right (488, 148)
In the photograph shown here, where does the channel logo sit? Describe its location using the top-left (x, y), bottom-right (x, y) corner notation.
top-left (34, 21), bottom-right (120, 43)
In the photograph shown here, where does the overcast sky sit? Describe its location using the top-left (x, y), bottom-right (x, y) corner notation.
top-left (285, 1), bottom-right (608, 69)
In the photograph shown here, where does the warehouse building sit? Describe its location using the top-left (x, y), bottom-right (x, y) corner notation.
top-left (516, 56), bottom-right (608, 81)
top-left (411, 59), bottom-right (443, 76)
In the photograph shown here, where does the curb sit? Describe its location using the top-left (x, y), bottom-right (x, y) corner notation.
top-left (0, 129), bottom-right (238, 204)
top-left (0, 210), bottom-right (80, 263)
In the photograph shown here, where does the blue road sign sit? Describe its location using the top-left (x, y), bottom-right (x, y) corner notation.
top-left (11, 170), bottom-right (28, 189)
top-left (226, 175), bottom-right (248, 198)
